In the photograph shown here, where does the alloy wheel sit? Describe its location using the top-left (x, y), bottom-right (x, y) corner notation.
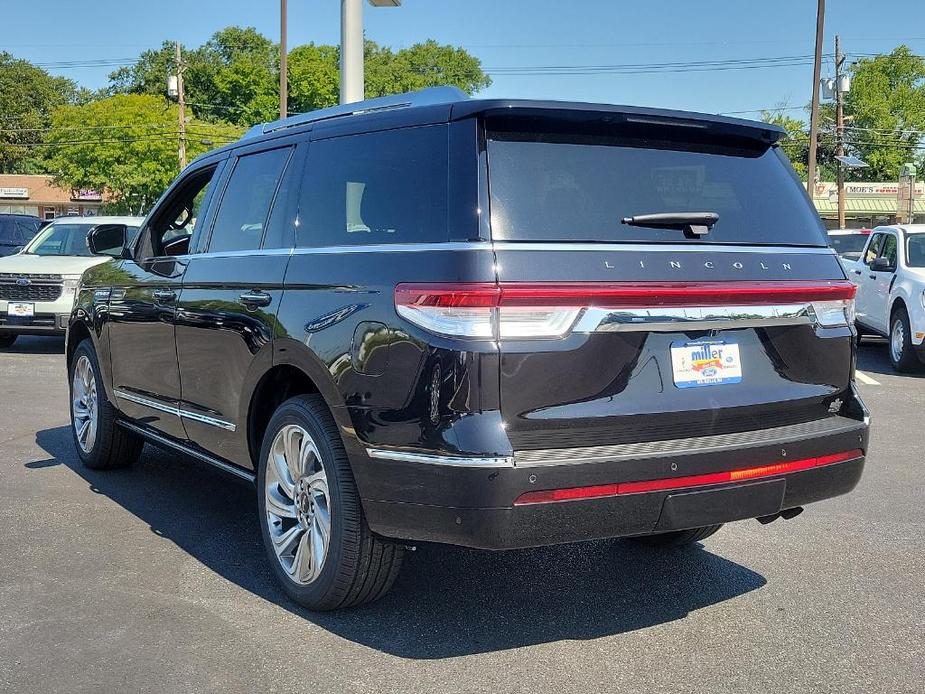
top-left (71, 355), bottom-right (98, 453)
top-left (264, 424), bottom-right (332, 585)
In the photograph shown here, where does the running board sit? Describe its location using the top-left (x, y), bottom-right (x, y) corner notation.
top-left (118, 420), bottom-right (256, 484)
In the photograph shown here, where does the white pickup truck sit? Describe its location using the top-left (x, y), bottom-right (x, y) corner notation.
top-left (846, 224), bottom-right (925, 371)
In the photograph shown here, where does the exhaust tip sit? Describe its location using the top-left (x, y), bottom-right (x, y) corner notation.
top-left (757, 513), bottom-right (780, 525)
top-left (780, 506), bottom-right (804, 520)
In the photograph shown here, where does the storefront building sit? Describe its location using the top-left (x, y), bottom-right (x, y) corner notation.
top-left (810, 181), bottom-right (925, 229)
top-left (0, 174), bottom-right (103, 220)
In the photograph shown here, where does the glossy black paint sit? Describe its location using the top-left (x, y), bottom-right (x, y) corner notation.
top-left (68, 97), bottom-right (870, 549)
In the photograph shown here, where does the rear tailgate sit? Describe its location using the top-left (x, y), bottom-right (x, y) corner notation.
top-left (484, 112), bottom-right (855, 451)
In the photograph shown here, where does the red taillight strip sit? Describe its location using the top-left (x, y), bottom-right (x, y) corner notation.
top-left (395, 281), bottom-right (856, 308)
top-left (513, 449), bottom-right (864, 505)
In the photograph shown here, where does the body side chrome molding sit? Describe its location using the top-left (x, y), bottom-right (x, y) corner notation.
top-left (366, 448), bottom-right (514, 467)
top-left (515, 416), bottom-right (867, 467)
top-left (118, 420), bottom-right (255, 482)
top-left (114, 389), bottom-right (236, 432)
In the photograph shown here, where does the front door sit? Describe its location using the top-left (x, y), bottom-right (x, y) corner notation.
top-left (853, 232), bottom-right (886, 331)
top-left (108, 159), bottom-right (226, 439)
top-left (867, 232), bottom-right (898, 335)
top-left (175, 144), bottom-right (298, 467)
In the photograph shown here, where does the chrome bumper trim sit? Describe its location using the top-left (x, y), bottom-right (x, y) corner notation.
top-left (366, 448), bottom-right (514, 467)
top-left (572, 303), bottom-right (815, 333)
top-left (514, 416), bottom-right (867, 467)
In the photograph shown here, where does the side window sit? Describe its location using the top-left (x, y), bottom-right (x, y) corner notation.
top-left (141, 164), bottom-right (220, 259)
top-left (864, 233), bottom-right (885, 265)
top-left (296, 125), bottom-right (448, 248)
top-left (208, 147), bottom-right (292, 253)
top-left (879, 234), bottom-right (897, 268)
top-left (16, 220), bottom-right (37, 244)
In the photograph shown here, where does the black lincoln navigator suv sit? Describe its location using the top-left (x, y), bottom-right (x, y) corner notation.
top-left (68, 87), bottom-right (870, 610)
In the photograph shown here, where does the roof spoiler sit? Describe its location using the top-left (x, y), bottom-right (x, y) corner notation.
top-left (240, 86), bottom-right (469, 140)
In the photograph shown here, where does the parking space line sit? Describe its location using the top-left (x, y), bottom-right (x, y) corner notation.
top-left (855, 370), bottom-right (880, 385)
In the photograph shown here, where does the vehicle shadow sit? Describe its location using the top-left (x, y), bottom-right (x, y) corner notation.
top-left (857, 338), bottom-right (925, 378)
top-left (32, 425), bottom-right (767, 659)
top-left (2, 335), bottom-right (65, 354)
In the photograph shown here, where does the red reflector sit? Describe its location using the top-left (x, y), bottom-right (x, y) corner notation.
top-left (395, 281), bottom-right (856, 308)
top-left (513, 449), bottom-right (863, 505)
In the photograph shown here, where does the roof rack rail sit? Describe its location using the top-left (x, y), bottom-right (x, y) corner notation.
top-left (240, 86), bottom-right (468, 140)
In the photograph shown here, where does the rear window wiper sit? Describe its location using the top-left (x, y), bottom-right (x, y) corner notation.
top-left (621, 212), bottom-right (719, 239)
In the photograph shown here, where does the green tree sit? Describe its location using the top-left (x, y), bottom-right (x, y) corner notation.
top-left (44, 94), bottom-right (241, 214)
top-left (0, 53), bottom-right (87, 173)
top-left (109, 27), bottom-right (492, 127)
top-left (762, 109), bottom-right (811, 179)
top-left (842, 46), bottom-right (925, 179)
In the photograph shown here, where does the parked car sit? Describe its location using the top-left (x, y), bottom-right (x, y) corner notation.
top-left (827, 228), bottom-right (872, 264)
top-left (846, 224), bottom-right (925, 371)
top-left (0, 213), bottom-right (42, 257)
top-left (0, 216), bottom-right (142, 348)
top-left (67, 88), bottom-right (870, 611)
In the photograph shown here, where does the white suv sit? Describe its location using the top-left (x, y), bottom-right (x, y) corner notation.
top-left (847, 224), bottom-right (925, 371)
top-left (0, 216), bottom-right (141, 348)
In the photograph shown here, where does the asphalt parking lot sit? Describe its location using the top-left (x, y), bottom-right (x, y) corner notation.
top-left (0, 336), bottom-right (922, 694)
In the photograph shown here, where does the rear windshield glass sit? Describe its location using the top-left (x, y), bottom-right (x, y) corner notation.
top-left (487, 130), bottom-right (825, 246)
top-left (828, 233), bottom-right (870, 255)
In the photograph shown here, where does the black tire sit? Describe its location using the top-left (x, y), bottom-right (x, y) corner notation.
top-left (888, 307), bottom-right (922, 373)
top-left (68, 339), bottom-right (143, 469)
top-left (627, 524), bottom-right (723, 548)
top-left (854, 323), bottom-right (864, 347)
top-left (0, 332), bottom-right (16, 349)
top-left (257, 394), bottom-right (403, 611)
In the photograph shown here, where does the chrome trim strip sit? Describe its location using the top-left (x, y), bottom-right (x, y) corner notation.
top-left (514, 416), bottom-right (866, 467)
top-left (114, 389), bottom-right (236, 432)
top-left (289, 242), bottom-right (491, 256)
top-left (366, 448), bottom-right (514, 467)
top-left (490, 242), bottom-right (836, 255)
top-left (118, 420), bottom-right (255, 482)
top-left (572, 303), bottom-right (816, 333)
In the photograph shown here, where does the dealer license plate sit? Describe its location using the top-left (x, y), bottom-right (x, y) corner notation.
top-left (7, 302), bottom-right (34, 318)
top-left (670, 341), bottom-right (742, 388)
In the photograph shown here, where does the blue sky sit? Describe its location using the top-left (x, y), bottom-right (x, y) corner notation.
top-left (6, 0), bottom-right (925, 121)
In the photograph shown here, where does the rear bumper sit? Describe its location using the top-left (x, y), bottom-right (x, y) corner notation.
top-left (359, 412), bottom-right (869, 550)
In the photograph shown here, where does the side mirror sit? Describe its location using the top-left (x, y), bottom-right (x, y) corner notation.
top-left (87, 224), bottom-right (127, 258)
top-left (870, 256), bottom-right (895, 272)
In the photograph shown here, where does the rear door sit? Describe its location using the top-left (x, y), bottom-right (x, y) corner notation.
top-left (175, 143), bottom-right (298, 465)
top-left (485, 115), bottom-right (855, 451)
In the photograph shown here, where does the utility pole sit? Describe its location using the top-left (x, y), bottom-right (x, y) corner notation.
top-left (280, 0), bottom-right (288, 119)
top-left (835, 35), bottom-right (846, 228)
top-left (175, 41), bottom-right (187, 170)
top-left (806, 0), bottom-right (825, 201)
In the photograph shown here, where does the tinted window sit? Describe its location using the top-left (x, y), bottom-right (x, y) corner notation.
top-left (828, 232), bottom-right (869, 256)
top-left (209, 148), bottom-right (291, 253)
top-left (907, 235), bottom-right (925, 267)
top-left (487, 131), bottom-right (826, 246)
top-left (297, 126), bottom-right (448, 247)
top-left (0, 218), bottom-right (15, 244)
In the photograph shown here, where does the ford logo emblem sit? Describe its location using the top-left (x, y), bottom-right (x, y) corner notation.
top-left (15, 278), bottom-right (30, 287)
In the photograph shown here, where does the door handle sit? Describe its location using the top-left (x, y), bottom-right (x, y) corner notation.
top-left (239, 290), bottom-right (272, 309)
top-left (153, 289), bottom-right (177, 303)
top-left (868, 274), bottom-right (876, 280)
top-left (852, 269), bottom-right (861, 275)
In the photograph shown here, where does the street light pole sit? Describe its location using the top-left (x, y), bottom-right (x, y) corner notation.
top-left (340, 0), bottom-right (364, 104)
top-left (280, 0), bottom-right (288, 119)
top-left (340, 0), bottom-right (401, 105)
top-left (806, 0), bottom-right (825, 201)
top-left (835, 35), bottom-right (846, 228)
